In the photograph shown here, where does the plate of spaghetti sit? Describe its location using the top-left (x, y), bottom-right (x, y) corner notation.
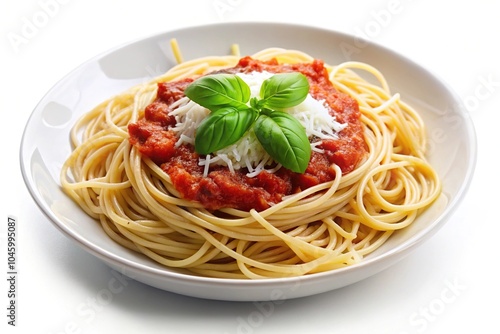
top-left (20, 22), bottom-right (476, 301)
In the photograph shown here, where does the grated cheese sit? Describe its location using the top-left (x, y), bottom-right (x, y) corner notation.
top-left (170, 71), bottom-right (346, 177)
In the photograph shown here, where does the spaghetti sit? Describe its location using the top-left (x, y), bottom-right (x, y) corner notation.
top-left (60, 42), bottom-right (441, 279)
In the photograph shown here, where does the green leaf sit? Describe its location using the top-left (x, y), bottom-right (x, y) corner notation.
top-left (184, 74), bottom-right (251, 110)
top-left (254, 111), bottom-right (311, 173)
top-left (260, 72), bottom-right (310, 109)
top-left (185, 72), bottom-right (313, 174)
top-left (195, 107), bottom-right (257, 155)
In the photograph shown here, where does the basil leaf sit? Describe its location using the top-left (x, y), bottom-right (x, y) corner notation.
top-left (254, 111), bottom-right (311, 173)
top-left (195, 107), bottom-right (257, 155)
top-left (260, 72), bottom-right (310, 109)
top-left (184, 74), bottom-right (251, 110)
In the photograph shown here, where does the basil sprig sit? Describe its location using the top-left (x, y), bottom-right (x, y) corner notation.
top-left (184, 72), bottom-right (311, 173)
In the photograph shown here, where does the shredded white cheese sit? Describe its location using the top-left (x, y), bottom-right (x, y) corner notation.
top-left (169, 71), bottom-right (346, 177)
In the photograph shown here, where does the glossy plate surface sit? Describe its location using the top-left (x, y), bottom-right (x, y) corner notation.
top-left (20, 22), bottom-right (476, 301)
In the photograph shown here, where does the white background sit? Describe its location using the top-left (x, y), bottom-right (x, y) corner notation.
top-left (1, 0), bottom-right (499, 333)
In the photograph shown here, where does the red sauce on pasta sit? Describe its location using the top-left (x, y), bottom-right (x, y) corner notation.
top-left (128, 57), bottom-right (367, 211)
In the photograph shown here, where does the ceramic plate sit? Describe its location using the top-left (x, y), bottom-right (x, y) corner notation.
top-left (20, 22), bottom-right (476, 301)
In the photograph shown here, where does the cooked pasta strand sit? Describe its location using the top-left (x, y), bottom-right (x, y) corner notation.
top-left (60, 46), bottom-right (442, 279)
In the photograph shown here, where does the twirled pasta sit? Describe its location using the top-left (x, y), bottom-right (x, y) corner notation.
top-left (60, 43), bottom-right (441, 279)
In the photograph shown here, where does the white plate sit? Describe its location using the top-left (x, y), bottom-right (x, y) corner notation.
top-left (20, 22), bottom-right (476, 301)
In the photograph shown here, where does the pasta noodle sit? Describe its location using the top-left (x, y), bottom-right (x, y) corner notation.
top-left (60, 41), bottom-right (441, 279)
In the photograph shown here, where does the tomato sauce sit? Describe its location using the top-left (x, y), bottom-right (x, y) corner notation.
top-left (128, 57), bottom-right (367, 211)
